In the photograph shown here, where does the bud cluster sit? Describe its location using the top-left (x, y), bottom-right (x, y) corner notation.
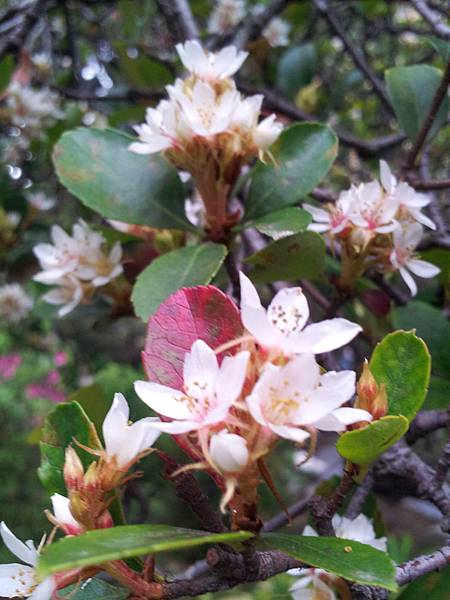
top-left (129, 41), bottom-right (283, 236)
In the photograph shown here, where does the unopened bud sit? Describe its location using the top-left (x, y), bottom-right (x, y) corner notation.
top-left (97, 510), bottom-right (114, 529)
top-left (83, 461), bottom-right (100, 492)
top-left (209, 430), bottom-right (249, 474)
top-left (63, 446), bottom-right (84, 490)
top-left (356, 360), bottom-right (388, 419)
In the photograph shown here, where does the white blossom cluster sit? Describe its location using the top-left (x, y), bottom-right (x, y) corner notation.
top-left (129, 40), bottom-right (283, 165)
top-left (135, 272), bottom-right (371, 510)
top-left (33, 219), bottom-right (123, 317)
top-left (208, 0), bottom-right (291, 47)
top-left (304, 161), bottom-right (440, 295)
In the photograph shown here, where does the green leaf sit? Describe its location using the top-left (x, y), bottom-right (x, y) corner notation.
top-left (53, 128), bottom-right (193, 230)
top-left (60, 578), bottom-right (129, 600)
top-left (427, 37), bottom-right (450, 62)
top-left (396, 562), bottom-right (450, 599)
top-left (132, 243), bottom-right (227, 321)
top-left (0, 54), bottom-right (14, 93)
top-left (116, 45), bottom-right (172, 89)
top-left (67, 384), bottom-right (112, 443)
top-left (385, 65), bottom-right (449, 141)
top-left (38, 525), bottom-right (253, 577)
top-left (244, 123), bottom-right (338, 221)
top-left (369, 331), bottom-right (430, 421)
top-left (259, 533), bottom-right (397, 591)
top-left (276, 44), bottom-right (316, 99)
top-left (38, 402), bottom-right (101, 494)
top-left (245, 231), bottom-right (325, 283)
top-left (336, 415), bottom-right (409, 465)
top-left (426, 376), bottom-right (450, 410)
top-left (244, 207), bottom-right (312, 239)
top-left (392, 302), bottom-right (450, 379)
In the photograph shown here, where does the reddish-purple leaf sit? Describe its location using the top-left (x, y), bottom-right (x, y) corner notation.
top-left (360, 289), bottom-right (391, 318)
top-left (143, 285), bottom-right (243, 389)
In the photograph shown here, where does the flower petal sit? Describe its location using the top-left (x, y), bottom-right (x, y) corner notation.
top-left (399, 266), bottom-right (417, 296)
top-left (287, 318), bottom-right (361, 354)
top-left (267, 287), bottom-right (310, 338)
top-left (269, 424), bottom-right (311, 443)
top-left (313, 407), bottom-right (371, 432)
top-left (407, 258), bottom-right (440, 278)
top-left (0, 563), bottom-right (36, 597)
top-left (215, 351), bottom-right (249, 407)
top-left (183, 340), bottom-right (219, 402)
top-left (0, 522), bottom-right (37, 566)
top-left (134, 380), bottom-right (190, 419)
top-left (30, 576), bottom-right (56, 600)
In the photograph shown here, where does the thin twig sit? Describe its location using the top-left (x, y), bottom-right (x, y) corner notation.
top-left (238, 82), bottom-right (406, 157)
top-left (405, 59), bottom-right (450, 169)
top-left (406, 410), bottom-right (449, 444)
top-left (313, 0), bottom-right (393, 114)
top-left (396, 545), bottom-right (450, 586)
top-left (154, 0), bottom-right (199, 43)
top-left (409, 0), bottom-right (450, 41)
top-left (345, 469), bottom-right (374, 520)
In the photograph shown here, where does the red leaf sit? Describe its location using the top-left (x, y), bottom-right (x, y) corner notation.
top-left (143, 285), bottom-right (243, 389)
top-left (360, 289), bottom-right (391, 317)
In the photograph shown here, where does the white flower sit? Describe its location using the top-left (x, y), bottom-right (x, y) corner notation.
top-left (303, 513), bottom-right (387, 551)
top-left (26, 191), bottom-right (56, 212)
top-left (239, 272), bottom-right (361, 355)
top-left (349, 180), bottom-right (399, 234)
top-left (0, 522), bottom-right (55, 599)
top-left (0, 284), bottom-right (33, 323)
top-left (33, 225), bottom-right (81, 283)
top-left (170, 79), bottom-right (241, 137)
top-left (208, 0), bottom-right (246, 34)
top-left (304, 189), bottom-right (355, 235)
top-left (42, 275), bottom-right (83, 317)
top-left (50, 494), bottom-right (82, 536)
top-left (102, 393), bottom-right (161, 468)
top-left (246, 353), bottom-right (371, 443)
top-left (129, 100), bottom-right (183, 155)
top-left (263, 17), bottom-right (291, 47)
top-left (390, 222), bottom-right (440, 296)
top-left (209, 430), bottom-right (249, 473)
top-left (175, 40), bottom-right (248, 81)
top-left (34, 220), bottom-right (123, 315)
top-left (6, 81), bottom-right (63, 129)
top-left (379, 160), bottom-right (436, 230)
top-left (135, 339), bottom-right (249, 434)
top-left (289, 571), bottom-right (336, 600)
top-left (252, 114), bottom-right (283, 150)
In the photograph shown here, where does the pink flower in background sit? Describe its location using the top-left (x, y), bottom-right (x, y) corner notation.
top-left (26, 370), bottom-right (66, 404)
top-left (54, 351), bottom-right (69, 367)
top-left (0, 353), bottom-right (22, 379)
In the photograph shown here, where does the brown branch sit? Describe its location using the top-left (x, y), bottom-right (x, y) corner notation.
top-left (154, 0), bottom-right (199, 43)
top-left (163, 550), bottom-right (301, 598)
top-left (373, 440), bottom-right (450, 531)
top-left (313, 0), bottom-right (393, 114)
top-left (409, 0), bottom-right (450, 41)
top-left (396, 545), bottom-right (450, 586)
top-left (405, 59), bottom-right (450, 169)
top-left (262, 495), bottom-right (310, 533)
top-left (238, 82), bottom-right (406, 157)
top-left (406, 410), bottom-right (449, 444)
top-left (54, 86), bottom-right (164, 102)
top-left (409, 178), bottom-right (450, 190)
top-left (158, 452), bottom-right (226, 534)
top-left (345, 469), bottom-right (374, 520)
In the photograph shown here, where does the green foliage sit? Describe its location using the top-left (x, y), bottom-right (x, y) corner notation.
top-left (132, 242), bottom-right (227, 321)
top-left (38, 525), bottom-right (253, 576)
top-left (396, 565), bottom-right (450, 599)
top-left (38, 402), bottom-right (100, 494)
top-left (276, 44), bottom-right (316, 99)
top-left (53, 128), bottom-right (193, 230)
top-left (245, 231), bottom-right (325, 283)
top-left (0, 54), bottom-right (14, 93)
top-left (243, 206), bottom-right (312, 239)
top-left (244, 123), bottom-right (338, 221)
top-left (60, 578), bottom-right (129, 600)
top-left (259, 533), bottom-right (398, 591)
top-left (369, 331), bottom-right (430, 421)
top-left (336, 415), bottom-right (409, 464)
top-left (386, 65), bottom-right (449, 141)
